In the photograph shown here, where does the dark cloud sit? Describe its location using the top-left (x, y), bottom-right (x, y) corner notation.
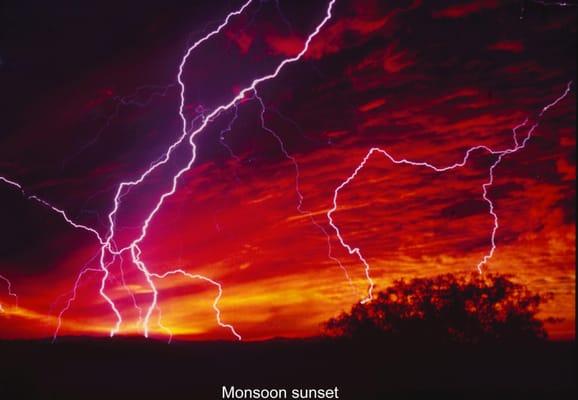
top-left (0, 0), bottom-right (575, 340)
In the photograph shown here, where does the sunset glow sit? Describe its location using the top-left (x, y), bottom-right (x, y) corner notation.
top-left (0, 0), bottom-right (575, 341)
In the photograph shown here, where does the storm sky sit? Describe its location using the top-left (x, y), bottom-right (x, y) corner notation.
top-left (0, 0), bottom-right (575, 340)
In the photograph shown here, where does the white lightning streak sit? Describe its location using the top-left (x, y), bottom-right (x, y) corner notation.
top-left (328, 81), bottom-right (573, 304)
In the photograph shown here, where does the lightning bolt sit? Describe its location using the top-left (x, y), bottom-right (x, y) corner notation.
top-left (94, 0), bottom-right (337, 340)
top-left (0, 273), bottom-right (17, 311)
top-left (328, 81), bottom-right (573, 303)
top-left (149, 268), bottom-right (242, 341)
top-left (1, 0), bottom-right (571, 341)
top-left (219, 104), bottom-right (242, 162)
top-left (253, 90), bottom-right (356, 291)
top-left (62, 83), bottom-right (179, 168)
top-left (52, 266), bottom-right (104, 341)
top-left (0, 175), bottom-right (108, 312)
top-left (0, 0), bottom-right (339, 339)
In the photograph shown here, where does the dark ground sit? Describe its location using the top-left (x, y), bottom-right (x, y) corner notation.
top-left (0, 337), bottom-right (575, 399)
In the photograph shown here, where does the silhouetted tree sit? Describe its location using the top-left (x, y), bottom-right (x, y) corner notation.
top-left (324, 273), bottom-right (551, 343)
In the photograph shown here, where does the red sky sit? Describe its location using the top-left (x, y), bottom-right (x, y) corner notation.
top-left (0, 0), bottom-right (575, 340)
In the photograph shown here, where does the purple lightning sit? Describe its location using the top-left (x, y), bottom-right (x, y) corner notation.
top-left (62, 83), bottom-right (179, 168)
top-left (1, 0), bottom-right (339, 339)
top-left (328, 81), bottom-right (573, 304)
top-left (253, 90), bottom-right (356, 291)
top-left (0, 175), bottom-right (107, 313)
top-left (149, 268), bottom-right (242, 341)
top-left (1, 0), bottom-right (572, 341)
top-left (0, 273), bottom-right (17, 311)
top-left (1, 0), bottom-right (339, 340)
top-left (92, 0), bottom-right (337, 340)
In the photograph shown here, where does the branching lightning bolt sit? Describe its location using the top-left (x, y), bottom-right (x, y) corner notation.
top-left (1, 0), bottom-right (339, 340)
top-left (253, 91), bottom-right (356, 292)
top-left (328, 81), bottom-right (573, 303)
top-left (0, 0), bottom-right (573, 341)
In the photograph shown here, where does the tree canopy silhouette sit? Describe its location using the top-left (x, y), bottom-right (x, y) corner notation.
top-left (324, 273), bottom-right (550, 343)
